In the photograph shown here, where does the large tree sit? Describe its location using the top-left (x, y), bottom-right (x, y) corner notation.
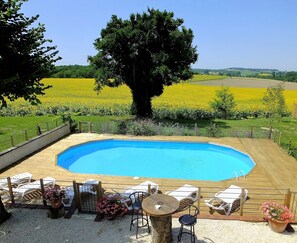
top-left (263, 83), bottom-right (287, 127)
top-left (89, 8), bottom-right (198, 117)
top-left (0, 0), bottom-right (60, 108)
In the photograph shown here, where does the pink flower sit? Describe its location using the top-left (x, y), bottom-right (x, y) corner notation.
top-left (261, 201), bottom-right (293, 222)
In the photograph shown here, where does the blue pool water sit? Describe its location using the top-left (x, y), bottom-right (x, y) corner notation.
top-left (57, 139), bottom-right (255, 181)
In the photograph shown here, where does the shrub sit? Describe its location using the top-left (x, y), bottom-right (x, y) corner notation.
top-left (206, 122), bottom-right (222, 137)
top-left (116, 120), bottom-right (129, 134)
top-left (61, 114), bottom-right (78, 132)
top-left (127, 119), bottom-right (157, 136)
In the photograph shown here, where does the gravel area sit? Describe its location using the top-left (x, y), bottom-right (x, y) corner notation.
top-left (0, 208), bottom-right (296, 243)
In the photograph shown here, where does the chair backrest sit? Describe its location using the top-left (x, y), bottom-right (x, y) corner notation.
top-left (187, 204), bottom-right (199, 217)
top-left (129, 191), bottom-right (148, 208)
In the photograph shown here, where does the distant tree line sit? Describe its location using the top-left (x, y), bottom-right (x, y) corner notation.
top-left (193, 69), bottom-right (241, 77)
top-left (49, 65), bottom-right (95, 78)
top-left (247, 71), bottom-right (297, 83)
top-left (50, 66), bottom-right (297, 83)
top-left (193, 68), bottom-right (297, 83)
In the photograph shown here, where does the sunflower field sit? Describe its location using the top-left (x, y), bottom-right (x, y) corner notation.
top-left (1, 75), bottom-right (296, 119)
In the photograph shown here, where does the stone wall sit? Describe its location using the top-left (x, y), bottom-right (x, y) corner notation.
top-left (0, 123), bottom-right (70, 171)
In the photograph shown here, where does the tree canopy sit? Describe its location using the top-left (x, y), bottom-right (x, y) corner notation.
top-left (89, 8), bottom-right (198, 117)
top-left (0, 0), bottom-right (60, 108)
top-left (263, 83), bottom-right (287, 126)
top-left (210, 86), bottom-right (236, 119)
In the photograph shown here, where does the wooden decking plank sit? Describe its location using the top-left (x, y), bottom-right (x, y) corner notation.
top-left (1, 134), bottom-right (297, 217)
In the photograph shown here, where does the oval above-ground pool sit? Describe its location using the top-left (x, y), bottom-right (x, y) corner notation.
top-left (57, 139), bottom-right (255, 181)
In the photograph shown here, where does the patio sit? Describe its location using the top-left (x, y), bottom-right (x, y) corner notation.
top-left (0, 208), bottom-right (296, 242)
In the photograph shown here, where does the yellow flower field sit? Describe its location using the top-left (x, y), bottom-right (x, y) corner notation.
top-left (8, 75), bottom-right (297, 115)
top-left (31, 77), bottom-right (296, 111)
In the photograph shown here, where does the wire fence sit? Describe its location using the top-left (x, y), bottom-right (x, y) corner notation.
top-left (0, 119), bottom-right (64, 153)
top-left (78, 121), bottom-right (273, 139)
top-left (78, 120), bottom-right (297, 159)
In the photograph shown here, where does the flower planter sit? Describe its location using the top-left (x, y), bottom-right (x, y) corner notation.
top-left (50, 198), bottom-right (62, 209)
top-left (268, 218), bottom-right (288, 233)
top-left (261, 201), bottom-right (293, 233)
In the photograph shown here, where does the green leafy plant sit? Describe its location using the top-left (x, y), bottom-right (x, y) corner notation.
top-left (61, 114), bottom-right (77, 132)
top-left (206, 122), bottom-right (222, 137)
top-left (210, 86), bottom-right (236, 119)
top-left (128, 119), bottom-right (157, 136)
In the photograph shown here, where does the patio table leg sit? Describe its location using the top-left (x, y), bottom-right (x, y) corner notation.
top-left (150, 215), bottom-right (172, 243)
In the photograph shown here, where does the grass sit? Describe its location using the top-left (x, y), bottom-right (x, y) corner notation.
top-left (0, 116), bottom-right (63, 152)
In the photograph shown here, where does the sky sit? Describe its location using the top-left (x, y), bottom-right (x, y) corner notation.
top-left (21, 0), bottom-right (297, 71)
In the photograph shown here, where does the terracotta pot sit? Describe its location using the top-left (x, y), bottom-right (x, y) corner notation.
top-left (50, 198), bottom-right (62, 209)
top-left (268, 218), bottom-right (288, 233)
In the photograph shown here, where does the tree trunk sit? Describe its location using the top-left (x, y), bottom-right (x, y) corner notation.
top-left (150, 215), bottom-right (172, 243)
top-left (131, 91), bottom-right (153, 118)
top-left (0, 196), bottom-right (11, 225)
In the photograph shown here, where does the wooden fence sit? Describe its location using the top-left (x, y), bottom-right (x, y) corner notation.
top-left (2, 178), bottom-right (296, 222)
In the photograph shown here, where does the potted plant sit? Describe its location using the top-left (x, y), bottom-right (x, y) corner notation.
top-left (261, 201), bottom-right (294, 233)
top-left (96, 195), bottom-right (128, 220)
top-left (44, 185), bottom-right (66, 209)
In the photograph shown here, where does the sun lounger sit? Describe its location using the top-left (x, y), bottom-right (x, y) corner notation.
top-left (0, 172), bottom-right (32, 188)
top-left (166, 184), bottom-right (199, 201)
top-left (3, 177), bottom-right (55, 202)
top-left (124, 180), bottom-right (159, 196)
top-left (166, 184), bottom-right (199, 212)
top-left (205, 185), bottom-right (248, 215)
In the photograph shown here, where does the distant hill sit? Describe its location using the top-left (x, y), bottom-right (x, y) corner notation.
top-left (226, 67), bottom-right (279, 72)
top-left (192, 67), bottom-right (279, 77)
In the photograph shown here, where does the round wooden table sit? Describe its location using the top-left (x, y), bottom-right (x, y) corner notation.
top-left (142, 194), bottom-right (179, 243)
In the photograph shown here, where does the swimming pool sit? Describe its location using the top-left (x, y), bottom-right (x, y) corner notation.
top-left (57, 139), bottom-right (255, 181)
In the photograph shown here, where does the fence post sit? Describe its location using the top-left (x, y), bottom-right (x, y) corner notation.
top-left (55, 119), bottom-right (58, 127)
top-left (250, 127), bottom-right (253, 138)
top-left (46, 122), bottom-right (49, 131)
top-left (37, 124), bottom-right (42, 135)
top-left (10, 135), bottom-right (14, 147)
top-left (97, 181), bottom-right (103, 202)
top-left (197, 186), bottom-right (201, 209)
top-left (73, 180), bottom-right (81, 213)
top-left (7, 177), bottom-right (14, 205)
top-left (148, 184), bottom-right (152, 196)
top-left (284, 189), bottom-right (291, 208)
top-left (269, 126), bottom-right (273, 139)
top-left (195, 123), bottom-right (197, 136)
top-left (24, 130), bottom-right (28, 141)
top-left (158, 123), bottom-right (161, 135)
top-left (40, 178), bottom-right (47, 206)
top-left (239, 188), bottom-right (245, 216)
top-left (88, 122), bottom-right (92, 133)
top-left (79, 122), bottom-right (82, 133)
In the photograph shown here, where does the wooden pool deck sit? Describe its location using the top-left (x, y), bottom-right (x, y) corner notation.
top-left (1, 134), bottom-right (297, 218)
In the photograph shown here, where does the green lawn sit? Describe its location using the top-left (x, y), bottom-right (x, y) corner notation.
top-left (0, 116), bottom-right (63, 151)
